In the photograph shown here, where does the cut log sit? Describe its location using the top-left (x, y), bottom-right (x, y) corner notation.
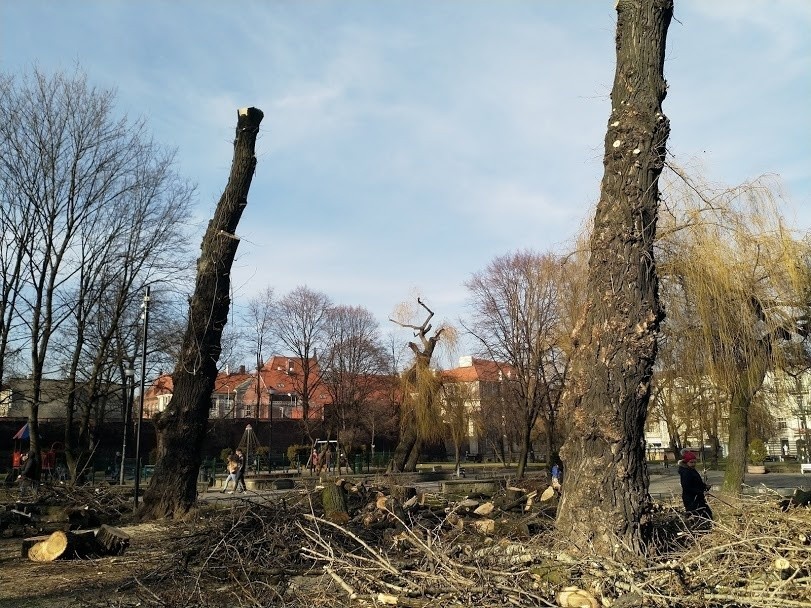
top-left (474, 501), bottom-right (495, 517)
top-left (505, 486), bottom-right (527, 503)
top-left (21, 534), bottom-right (51, 558)
top-left (322, 482), bottom-right (349, 524)
top-left (391, 485), bottom-right (417, 503)
top-left (28, 530), bottom-right (69, 561)
top-left (418, 493), bottom-right (447, 510)
top-left (95, 524), bottom-right (130, 556)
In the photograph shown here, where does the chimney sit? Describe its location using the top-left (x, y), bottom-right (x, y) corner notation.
top-left (239, 365), bottom-right (246, 375)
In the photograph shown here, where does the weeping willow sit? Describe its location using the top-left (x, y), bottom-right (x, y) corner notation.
top-left (656, 169), bottom-right (810, 491)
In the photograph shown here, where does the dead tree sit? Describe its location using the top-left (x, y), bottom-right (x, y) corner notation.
top-left (139, 107), bottom-right (264, 520)
top-left (555, 0), bottom-right (672, 557)
top-left (388, 298), bottom-right (444, 472)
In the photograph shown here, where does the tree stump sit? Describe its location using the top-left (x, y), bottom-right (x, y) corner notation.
top-left (96, 524), bottom-right (130, 556)
top-left (322, 482), bottom-right (349, 524)
top-left (391, 485), bottom-right (417, 503)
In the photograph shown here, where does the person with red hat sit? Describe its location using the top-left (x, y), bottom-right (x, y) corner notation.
top-left (678, 450), bottom-right (712, 520)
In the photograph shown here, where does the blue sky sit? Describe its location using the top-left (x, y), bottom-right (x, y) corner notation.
top-left (3, 1), bottom-right (810, 364)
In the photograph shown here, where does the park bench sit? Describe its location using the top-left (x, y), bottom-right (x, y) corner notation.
top-left (801, 463), bottom-right (811, 474)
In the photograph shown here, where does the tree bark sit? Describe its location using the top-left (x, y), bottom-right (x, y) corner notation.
top-left (556, 0), bottom-right (672, 558)
top-left (139, 107), bottom-right (264, 520)
top-left (322, 482), bottom-right (349, 524)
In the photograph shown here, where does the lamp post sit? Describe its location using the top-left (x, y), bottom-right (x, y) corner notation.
top-left (133, 286), bottom-right (151, 510)
top-left (119, 367), bottom-right (135, 486)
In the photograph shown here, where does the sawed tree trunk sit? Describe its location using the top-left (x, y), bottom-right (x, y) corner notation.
top-left (556, 0), bottom-right (672, 557)
top-left (139, 107), bottom-right (264, 520)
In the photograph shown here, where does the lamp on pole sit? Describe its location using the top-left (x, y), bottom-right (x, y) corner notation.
top-left (119, 367), bottom-right (135, 486)
top-left (133, 286), bottom-right (151, 510)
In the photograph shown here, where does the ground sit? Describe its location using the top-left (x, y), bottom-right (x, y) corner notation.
top-left (0, 468), bottom-right (809, 608)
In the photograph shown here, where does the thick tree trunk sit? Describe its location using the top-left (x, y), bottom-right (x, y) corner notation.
top-left (722, 365), bottom-right (766, 492)
top-left (139, 107), bottom-right (264, 520)
top-left (556, 0), bottom-right (672, 558)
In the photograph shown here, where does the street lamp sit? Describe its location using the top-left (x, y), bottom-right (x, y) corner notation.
top-left (133, 286), bottom-right (151, 510)
top-left (119, 367), bottom-right (135, 486)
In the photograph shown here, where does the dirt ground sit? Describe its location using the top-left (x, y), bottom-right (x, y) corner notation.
top-left (0, 483), bottom-right (172, 608)
top-left (0, 520), bottom-right (169, 608)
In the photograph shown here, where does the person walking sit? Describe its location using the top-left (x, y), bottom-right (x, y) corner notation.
top-left (221, 453), bottom-right (239, 493)
top-left (234, 448), bottom-right (247, 493)
top-left (678, 451), bottom-right (713, 520)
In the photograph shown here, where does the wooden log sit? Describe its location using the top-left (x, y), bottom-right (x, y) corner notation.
top-left (418, 493), bottom-right (447, 510)
top-left (95, 524), bottom-right (130, 556)
top-left (322, 482), bottom-right (349, 524)
top-left (28, 530), bottom-right (70, 561)
top-left (21, 534), bottom-right (51, 558)
top-left (391, 485), bottom-right (417, 503)
top-left (505, 486), bottom-right (527, 503)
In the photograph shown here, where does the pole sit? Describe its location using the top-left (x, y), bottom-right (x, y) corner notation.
top-left (119, 368), bottom-right (134, 486)
top-left (133, 286), bottom-right (151, 510)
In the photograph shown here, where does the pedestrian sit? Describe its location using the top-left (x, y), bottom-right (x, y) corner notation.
top-left (17, 450), bottom-right (41, 499)
top-left (309, 448), bottom-right (318, 475)
top-left (678, 451), bottom-right (713, 520)
top-left (234, 448), bottom-right (247, 493)
top-left (551, 461), bottom-right (562, 491)
top-left (221, 453), bottom-right (239, 493)
top-left (324, 446), bottom-right (333, 473)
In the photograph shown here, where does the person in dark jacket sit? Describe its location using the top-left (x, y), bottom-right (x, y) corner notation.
top-left (234, 448), bottom-right (247, 493)
top-left (678, 451), bottom-right (712, 520)
top-left (17, 450), bottom-right (41, 498)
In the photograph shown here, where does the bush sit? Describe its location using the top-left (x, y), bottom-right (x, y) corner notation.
top-left (748, 439), bottom-right (768, 465)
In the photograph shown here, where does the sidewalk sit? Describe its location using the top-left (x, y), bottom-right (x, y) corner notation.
top-left (648, 465), bottom-right (810, 500)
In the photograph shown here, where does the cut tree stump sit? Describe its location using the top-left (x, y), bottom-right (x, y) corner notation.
top-left (391, 485), bottom-right (417, 503)
top-left (96, 524), bottom-right (130, 556)
top-left (322, 482), bottom-right (349, 524)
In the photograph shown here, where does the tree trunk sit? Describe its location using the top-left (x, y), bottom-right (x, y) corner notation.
top-left (139, 107), bottom-right (264, 520)
top-left (722, 364), bottom-right (766, 492)
top-left (556, 0), bottom-right (672, 558)
top-left (322, 482), bottom-right (349, 524)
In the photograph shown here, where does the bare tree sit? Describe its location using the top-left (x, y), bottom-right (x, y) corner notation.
top-left (140, 107), bottom-right (264, 520)
top-left (0, 68), bottom-right (193, 462)
top-left (271, 285), bottom-right (332, 439)
top-left (244, 286), bottom-right (276, 416)
top-left (464, 251), bottom-right (569, 478)
top-left (321, 304), bottom-right (389, 455)
top-left (555, 0), bottom-right (672, 557)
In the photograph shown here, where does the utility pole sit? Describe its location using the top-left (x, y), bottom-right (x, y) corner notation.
top-left (133, 286), bottom-right (151, 510)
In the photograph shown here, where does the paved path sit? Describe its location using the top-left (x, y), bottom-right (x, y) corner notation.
top-left (648, 465), bottom-right (810, 500)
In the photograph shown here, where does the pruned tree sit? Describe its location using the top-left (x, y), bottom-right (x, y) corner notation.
top-left (556, 0), bottom-right (672, 557)
top-left (464, 250), bottom-right (571, 479)
top-left (388, 297), bottom-right (451, 472)
top-left (140, 107), bottom-right (264, 520)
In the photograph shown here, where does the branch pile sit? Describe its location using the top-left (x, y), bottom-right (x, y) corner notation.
top-left (105, 487), bottom-right (810, 608)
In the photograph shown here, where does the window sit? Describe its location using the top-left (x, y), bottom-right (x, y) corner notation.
top-left (157, 394), bottom-right (171, 412)
top-left (778, 418), bottom-right (788, 430)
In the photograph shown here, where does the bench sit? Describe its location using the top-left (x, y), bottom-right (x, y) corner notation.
top-left (801, 463), bottom-right (811, 474)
